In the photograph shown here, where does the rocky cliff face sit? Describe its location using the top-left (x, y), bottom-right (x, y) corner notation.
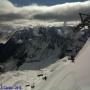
top-left (0, 26), bottom-right (89, 72)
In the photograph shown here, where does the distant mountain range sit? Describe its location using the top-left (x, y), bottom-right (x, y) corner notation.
top-left (0, 26), bottom-right (89, 72)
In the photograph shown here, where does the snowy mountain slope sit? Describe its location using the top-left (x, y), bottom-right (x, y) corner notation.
top-left (0, 25), bottom-right (90, 90)
top-left (0, 38), bottom-right (90, 90)
top-left (69, 39), bottom-right (90, 90)
top-left (32, 38), bottom-right (90, 90)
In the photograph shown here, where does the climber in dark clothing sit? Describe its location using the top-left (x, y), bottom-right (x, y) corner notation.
top-left (70, 55), bottom-right (75, 63)
top-left (43, 76), bottom-right (47, 81)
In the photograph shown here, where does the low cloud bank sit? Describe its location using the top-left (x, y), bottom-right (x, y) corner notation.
top-left (0, 0), bottom-right (90, 24)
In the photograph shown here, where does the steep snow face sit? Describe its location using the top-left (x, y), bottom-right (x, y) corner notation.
top-left (69, 39), bottom-right (90, 90)
top-left (0, 26), bottom-right (89, 72)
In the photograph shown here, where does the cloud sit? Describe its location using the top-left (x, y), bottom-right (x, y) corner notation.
top-left (0, 0), bottom-right (90, 24)
top-left (0, 13), bottom-right (24, 21)
top-left (0, 0), bottom-right (16, 14)
top-left (26, 1), bottom-right (90, 21)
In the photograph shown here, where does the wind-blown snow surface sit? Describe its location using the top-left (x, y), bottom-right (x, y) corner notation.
top-left (0, 38), bottom-right (90, 90)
